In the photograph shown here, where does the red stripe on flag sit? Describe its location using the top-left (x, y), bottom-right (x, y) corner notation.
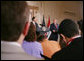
top-left (47, 17), bottom-right (50, 28)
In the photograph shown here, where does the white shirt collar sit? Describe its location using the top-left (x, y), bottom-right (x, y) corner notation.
top-left (68, 35), bottom-right (81, 45)
top-left (72, 35), bottom-right (81, 39)
top-left (32, 21), bottom-right (36, 26)
top-left (1, 41), bottom-right (21, 47)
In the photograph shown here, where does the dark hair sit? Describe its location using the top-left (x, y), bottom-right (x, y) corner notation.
top-left (32, 16), bottom-right (35, 21)
top-left (77, 20), bottom-right (83, 33)
top-left (24, 22), bottom-right (37, 42)
top-left (37, 35), bottom-right (46, 42)
top-left (1, 1), bottom-right (29, 41)
top-left (58, 19), bottom-right (79, 38)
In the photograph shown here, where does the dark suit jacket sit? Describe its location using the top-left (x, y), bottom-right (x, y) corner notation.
top-left (49, 23), bottom-right (59, 41)
top-left (34, 22), bottom-right (50, 35)
top-left (50, 23), bottom-right (59, 33)
top-left (35, 22), bottom-right (42, 32)
top-left (51, 37), bottom-right (83, 60)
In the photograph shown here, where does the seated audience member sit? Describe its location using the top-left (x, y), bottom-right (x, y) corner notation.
top-left (22, 22), bottom-right (43, 58)
top-left (59, 19), bottom-right (83, 49)
top-left (37, 34), bottom-right (61, 58)
top-left (1, 1), bottom-right (43, 60)
top-left (51, 19), bottom-right (83, 60)
top-left (77, 20), bottom-right (83, 36)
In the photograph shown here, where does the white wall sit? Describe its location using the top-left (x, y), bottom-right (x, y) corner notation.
top-left (27, 1), bottom-right (83, 25)
top-left (60, 1), bottom-right (83, 23)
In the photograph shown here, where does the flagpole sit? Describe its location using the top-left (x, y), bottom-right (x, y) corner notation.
top-left (44, 2), bottom-right (45, 16)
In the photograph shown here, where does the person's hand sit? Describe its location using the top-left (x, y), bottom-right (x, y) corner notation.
top-left (53, 30), bottom-right (55, 33)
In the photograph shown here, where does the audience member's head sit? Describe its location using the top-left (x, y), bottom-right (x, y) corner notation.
top-left (1, 1), bottom-right (30, 43)
top-left (77, 19), bottom-right (83, 35)
top-left (58, 19), bottom-right (79, 44)
top-left (24, 22), bottom-right (37, 42)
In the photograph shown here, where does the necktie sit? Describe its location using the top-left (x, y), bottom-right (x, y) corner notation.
top-left (55, 24), bottom-right (57, 29)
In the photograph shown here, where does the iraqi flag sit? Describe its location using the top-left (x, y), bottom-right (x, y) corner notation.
top-left (47, 16), bottom-right (50, 28)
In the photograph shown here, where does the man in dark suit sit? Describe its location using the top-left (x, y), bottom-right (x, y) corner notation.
top-left (51, 19), bottom-right (83, 60)
top-left (31, 17), bottom-right (42, 35)
top-left (49, 19), bottom-right (59, 41)
top-left (32, 17), bottom-right (50, 36)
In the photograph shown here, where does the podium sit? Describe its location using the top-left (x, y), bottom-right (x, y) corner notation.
top-left (40, 26), bottom-right (50, 35)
